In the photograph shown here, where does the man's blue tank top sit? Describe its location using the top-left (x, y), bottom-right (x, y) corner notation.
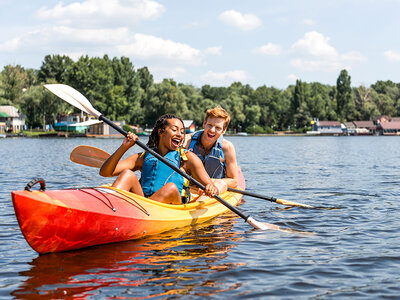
top-left (188, 130), bottom-right (226, 179)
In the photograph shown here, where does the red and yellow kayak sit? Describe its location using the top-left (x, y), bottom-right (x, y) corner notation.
top-left (12, 170), bottom-right (245, 254)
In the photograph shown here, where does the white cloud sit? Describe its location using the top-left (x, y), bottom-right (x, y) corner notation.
top-left (292, 31), bottom-right (337, 58)
top-left (0, 26), bottom-right (203, 66)
top-left (36, 0), bottom-right (165, 24)
top-left (302, 19), bottom-right (316, 26)
top-left (219, 10), bottom-right (261, 31)
top-left (116, 33), bottom-right (203, 65)
top-left (150, 66), bottom-right (187, 82)
top-left (0, 37), bottom-right (21, 52)
top-left (200, 70), bottom-right (247, 85)
top-left (255, 43), bottom-right (282, 55)
top-left (384, 50), bottom-right (400, 62)
top-left (0, 26), bottom-right (130, 53)
top-left (290, 31), bottom-right (366, 72)
top-left (168, 67), bottom-right (186, 78)
top-left (51, 26), bottom-right (131, 45)
top-left (59, 52), bottom-right (84, 62)
top-left (287, 74), bottom-right (299, 82)
top-left (341, 51), bottom-right (366, 62)
top-left (204, 46), bottom-right (222, 55)
top-left (290, 58), bottom-right (342, 72)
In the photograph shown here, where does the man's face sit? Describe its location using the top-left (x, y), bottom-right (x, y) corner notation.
top-left (202, 117), bottom-right (226, 143)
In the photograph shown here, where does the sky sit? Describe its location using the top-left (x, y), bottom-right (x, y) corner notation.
top-left (1, 0), bottom-right (400, 89)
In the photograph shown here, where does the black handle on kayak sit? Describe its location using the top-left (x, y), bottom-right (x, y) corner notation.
top-left (99, 115), bottom-right (250, 221)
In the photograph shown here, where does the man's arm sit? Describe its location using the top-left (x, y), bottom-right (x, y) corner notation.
top-left (183, 151), bottom-right (218, 196)
top-left (221, 139), bottom-right (238, 188)
top-left (182, 133), bottom-right (194, 149)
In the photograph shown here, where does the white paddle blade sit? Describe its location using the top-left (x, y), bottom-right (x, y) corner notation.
top-left (44, 84), bottom-right (90, 114)
top-left (44, 84), bottom-right (101, 118)
top-left (246, 216), bottom-right (281, 230)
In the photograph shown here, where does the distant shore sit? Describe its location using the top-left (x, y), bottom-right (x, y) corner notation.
top-left (1, 131), bottom-right (389, 138)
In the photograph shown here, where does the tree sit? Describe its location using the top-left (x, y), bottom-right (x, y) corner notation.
top-left (354, 85), bottom-right (376, 120)
top-left (21, 85), bottom-right (43, 128)
top-left (250, 85), bottom-right (281, 129)
top-left (220, 92), bottom-right (245, 131)
top-left (178, 84), bottom-right (209, 124)
top-left (37, 55), bottom-right (74, 83)
top-left (64, 55), bottom-right (115, 117)
top-left (336, 69), bottom-right (353, 121)
top-left (291, 79), bottom-right (311, 128)
top-left (0, 65), bottom-right (29, 107)
top-left (111, 57), bottom-right (144, 124)
top-left (244, 105), bottom-right (261, 129)
top-left (22, 83), bottom-right (68, 129)
top-left (374, 93), bottom-right (395, 116)
top-left (201, 85), bottom-right (228, 102)
top-left (371, 80), bottom-right (396, 94)
top-left (137, 67), bottom-right (154, 92)
top-left (308, 82), bottom-right (335, 120)
top-left (144, 79), bottom-right (188, 125)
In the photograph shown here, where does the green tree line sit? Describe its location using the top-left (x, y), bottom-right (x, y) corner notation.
top-left (1, 55), bottom-right (400, 133)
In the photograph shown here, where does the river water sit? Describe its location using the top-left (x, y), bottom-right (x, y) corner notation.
top-left (1, 136), bottom-right (400, 299)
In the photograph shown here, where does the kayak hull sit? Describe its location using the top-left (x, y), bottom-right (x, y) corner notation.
top-left (12, 171), bottom-right (245, 254)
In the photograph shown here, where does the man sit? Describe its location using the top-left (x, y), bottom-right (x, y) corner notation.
top-left (184, 106), bottom-right (238, 194)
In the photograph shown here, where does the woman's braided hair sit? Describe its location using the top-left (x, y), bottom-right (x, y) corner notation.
top-left (147, 114), bottom-right (185, 149)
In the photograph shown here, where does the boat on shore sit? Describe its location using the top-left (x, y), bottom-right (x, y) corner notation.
top-left (11, 170), bottom-right (245, 254)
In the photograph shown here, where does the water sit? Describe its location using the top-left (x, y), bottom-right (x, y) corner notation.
top-left (1, 136), bottom-right (400, 299)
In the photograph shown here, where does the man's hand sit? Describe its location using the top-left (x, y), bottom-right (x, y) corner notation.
top-left (212, 179), bottom-right (228, 194)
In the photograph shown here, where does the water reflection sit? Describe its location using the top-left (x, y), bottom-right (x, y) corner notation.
top-left (12, 216), bottom-right (243, 299)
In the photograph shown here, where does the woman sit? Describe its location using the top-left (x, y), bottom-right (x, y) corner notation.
top-left (100, 114), bottom-right (218, 204)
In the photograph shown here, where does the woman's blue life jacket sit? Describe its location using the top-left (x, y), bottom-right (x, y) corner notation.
top-left (140, 148), bottom-right (189, 201)
top-left (188, 130), bottom-right (226, 179)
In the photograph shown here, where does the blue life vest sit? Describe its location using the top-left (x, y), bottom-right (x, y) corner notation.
top-left (140, 150), bottom-right (184, 198)
top-left (189, 130), bottom-right (226, 179)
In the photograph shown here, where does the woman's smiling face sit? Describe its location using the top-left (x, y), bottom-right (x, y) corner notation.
top-left (158, 118), bottom-right (185, 151)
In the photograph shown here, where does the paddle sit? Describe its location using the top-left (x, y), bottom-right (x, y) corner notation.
top-left (44, 83), bottom-right (275, 230)
top-left (70, 145), bottom-right (111, 168)
top-left (71, 145), bottom-right (313, 208)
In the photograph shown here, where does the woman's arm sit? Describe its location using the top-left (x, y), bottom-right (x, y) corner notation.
top-left (99, 132), bottom-right (142, 177)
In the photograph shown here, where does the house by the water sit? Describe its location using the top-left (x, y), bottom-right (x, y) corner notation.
top-left (0, 105), bottom-right (25, 133)
top-left (374, 115), bottom-right (400, 135)
top-left (376, 121), bottom-right (400, 135)
top-left (87, 120), bottom-right (125, 137)
top-left (309, 120), bottom-right (343, 135)
top-left (353, 121), bottom-right (375, 135)
top-left (344, 122), bottom-right (356, 135)
top-left (183, 120), bottom-right (195, 133)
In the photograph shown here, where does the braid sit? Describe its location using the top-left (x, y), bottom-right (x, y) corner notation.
top-left (147, 114), bottom-right (184, 149)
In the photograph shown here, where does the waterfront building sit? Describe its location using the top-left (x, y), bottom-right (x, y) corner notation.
top-left (0, 106), bottom-right (25, 133)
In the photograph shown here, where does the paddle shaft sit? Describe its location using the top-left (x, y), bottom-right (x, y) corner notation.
top-left (228, 187), bottom-right (277, 202)
top-left (99, 115), bottom-right (250, 220)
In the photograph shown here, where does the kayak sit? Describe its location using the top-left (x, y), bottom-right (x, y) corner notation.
top-left (11, 169), bottom-right (245, 254)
